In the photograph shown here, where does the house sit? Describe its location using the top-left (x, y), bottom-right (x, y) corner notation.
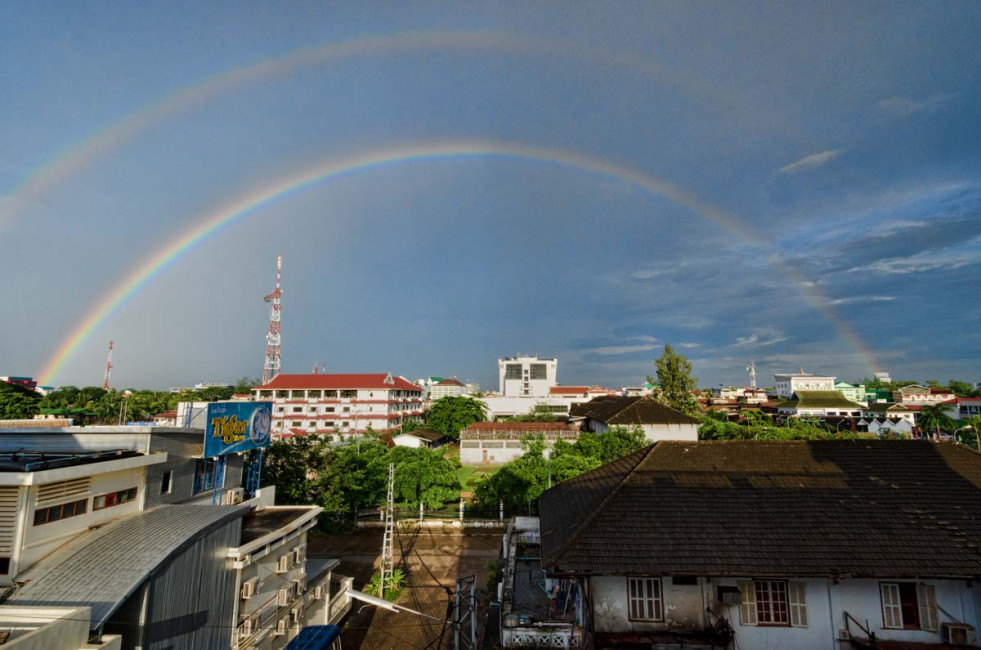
top-left (572, 396), bottom-right (699, 442)
top-left (859, 417), bottom-right (915, 436)
top-left (459, 422), bottom-right (580, 465)
top-left (862, 402), bottom-right (918, 425)
top-left (893, 385), bottom-right (957, 405)
top-left (528, 440), bottom-right (981, 650)
top-left (391, 429), bottom-right (450, 449)
top-left (777, 390), bottom-right (866, 418)
top-left (773, 372), bottom-right (836, 399)
top-left (254, 372), bottom-right (424, 436)
top-left (834, 381), bottom-right (867, 404)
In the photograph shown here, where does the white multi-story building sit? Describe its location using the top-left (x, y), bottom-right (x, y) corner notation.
top-left (893, 385), bottom-right (957, 405)
top-left (255, 373), bottom-right (424, 436)
top-left (773, 372), bottom-right (836, 399)
top-left (429, 377), bottom-right (468, 400)
top-left (499, 356), bottom-right (557, 398)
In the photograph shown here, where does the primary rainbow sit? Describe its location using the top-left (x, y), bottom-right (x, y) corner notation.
top-left (38, 140), bottom-right (878, 384)
top-left (1, 29), bottom-right (742, 233)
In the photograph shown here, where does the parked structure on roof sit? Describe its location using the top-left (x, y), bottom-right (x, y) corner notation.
top-left (255, 373), bottom-right (424, 437)
top-left (517, 440), bottom-right (981, 649)
top-left (572, 395), bottom-right (699, 442)
top-left (459, 422), bottom-right (580, 465)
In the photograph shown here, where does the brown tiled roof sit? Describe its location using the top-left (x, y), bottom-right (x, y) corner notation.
top-left (434, 378), bottom-right (465, 387)
top-left (539, 440), bottom-right (981, 578)
top-left (573, 396), bottom-right (700, 426)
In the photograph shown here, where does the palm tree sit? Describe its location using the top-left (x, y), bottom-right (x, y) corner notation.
top-left (917, 404), bottom-right (955, 439)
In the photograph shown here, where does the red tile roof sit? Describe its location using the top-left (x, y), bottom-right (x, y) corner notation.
top-left (549, 386), bottom-right (590, 395)
top-left (258, 373), bottom-right (421, 392)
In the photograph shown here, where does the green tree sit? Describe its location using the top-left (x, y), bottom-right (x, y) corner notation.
top-left (958, 415), bottom-right (981, 447)
top-left (506, 403), bottom-right (559, 422)
top-left (0, 382), bottom-right (42, 419)
top-left (234, 377), bottom-right (260, 394)
top-left (387, 446), bottom-right (461, 508)
top-left (598, 425), bottom-right (648, 462)
top-left (647, 344), bottom-right (698, 415)
top-left (918, 404), bottom-right (955, 437)
top-left (425, 396), bottom-right (488, 439)
top-left (947, 380), bottom-right (979, 398)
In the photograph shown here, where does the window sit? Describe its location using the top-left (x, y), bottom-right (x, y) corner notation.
top-left (880, 582), bottom-right (938, 631)
top-left (0, 558), bottom-right (10, 575)
top-left (160, 470), bottom-right (172, 495)
top-left (530, 363), bottom-right (548, 379)
top-left (276, 390), bottom-right (289, 398)
top-left (34, 499), bottom-right (88, 526)
top-left (193, 459), bottom-right (222, 494)
top-left (738, 580), bottom-right (807, 627)
top-left (308, 390), bottom-right (321, 398)
top-left (505, 364), bottom-right (522, 380)
top-left (259, 390), bottom-right (273, 398)
top-left (291, 421), bottom-right (301, 427)
top-left (93, 487), bottom-right (138, 510)
top-left (627, 577), bottom-right (663, 621)
top-left (325, 407), bottom-right (335, 413)
top-left (292, 406), bottom-right (303, 413)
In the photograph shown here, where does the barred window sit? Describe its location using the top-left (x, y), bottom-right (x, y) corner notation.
top-left (505, 364), bottom-right (522, 379)
top-left (530, 364), bottom-right (548, 380)
top-left (627, 577), bottom-right (663, 621)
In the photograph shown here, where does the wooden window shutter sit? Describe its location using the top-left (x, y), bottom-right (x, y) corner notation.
top-left (917, 584), bottom-right (939, 631)
top-left (738, 580), bottom-right (758, 626)
top-left (789, 582), bottom-right (807, 627)
top-left (880, 583), bottom-right (902, 628)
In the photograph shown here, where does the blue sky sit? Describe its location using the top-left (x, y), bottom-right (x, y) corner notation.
top-left (1, 2), bottom-right (979, 390)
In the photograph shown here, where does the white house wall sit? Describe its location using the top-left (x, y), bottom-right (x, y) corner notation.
top-left (591, 421), bottom-right (698, 443)
top-left (588, 575), bottom-right (980, 650)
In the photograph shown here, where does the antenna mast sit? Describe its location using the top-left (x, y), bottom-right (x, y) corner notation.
top-left (746, 361), bottom-right (756, 389)
top-left (103, 340), bottom-right (114, 391)
top-left (262, 256), bottom-right (282, 385)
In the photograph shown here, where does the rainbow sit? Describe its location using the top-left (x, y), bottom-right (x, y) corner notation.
top-left (0, 30), bottom-right (747, 232)
top-left (37, 140), bottom-right (878, 384)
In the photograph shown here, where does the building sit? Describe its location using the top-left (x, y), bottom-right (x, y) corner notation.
top-left (498, 356), bottom-right (558, 398)
top-left (520, 440), bottom-right (981, 650)
top-left (572, 395), bottom-right (699, 442)
top-left (943, 397), bottom-right (981, 421)
top-left (429, 377), bottom-right (468, 400)
top-left (0, 421), bottom-right (348, 649)
top-left (862, 402), bottom-right (918, 425)
top-left (893, 385), bottom-right (957, 405)
top-left (0, 376), bottom-right (38, 392)
top-left (777, 390), bottom-right (866, 418)
top-left (254, 373), bottom-right (424, 436)
top-left (459, 422), bottom-right (580, 466)
top-left (773, 372), bottom-right (836, 399)
top-left (391, 430), bottom-right (450, 449)
top-left (834, 381), bottom-right (867, 404)
top-left (859, 417), bottom-right (915, 436)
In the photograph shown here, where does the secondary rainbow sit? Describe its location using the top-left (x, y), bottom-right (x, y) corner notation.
top-left (38, 140), bottom-right (877, 384)
top-left (1, 29), bottom-right (743, 233)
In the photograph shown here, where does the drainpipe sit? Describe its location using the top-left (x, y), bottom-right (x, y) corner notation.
top-left (827, 580), bottom-right (837, 650)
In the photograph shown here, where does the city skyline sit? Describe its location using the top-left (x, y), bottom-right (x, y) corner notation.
top-left (1, 2), bottom-right (979, 390)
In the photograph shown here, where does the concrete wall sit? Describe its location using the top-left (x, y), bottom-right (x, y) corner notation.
top-left (590, 576), bottom-right (706, 633)
top-left (591, 421), bottom-right (698, 442)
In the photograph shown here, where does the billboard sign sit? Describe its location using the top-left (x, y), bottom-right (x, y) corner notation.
top-left (204, 401), bottom-right (273, 457)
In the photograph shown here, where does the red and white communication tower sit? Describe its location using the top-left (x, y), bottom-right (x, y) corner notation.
top-left (262, 256), bottom-right (282, 385)
top-left (103, 340), bottom-right (114, 391)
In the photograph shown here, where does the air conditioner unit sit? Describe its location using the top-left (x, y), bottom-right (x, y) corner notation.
top-left (278, 588), bottom-right (290, 607)
top-left (291, 607), bottom-right (301, 623)
top-left (274, 618), bottom-right (287, 636)
top-left (277, 555), bottom-right (290, 573)
top-left (241, 579), bottom-right (256, 599)
top-left (223, 487), bottom-right (244, 505)
top-left (942, 623), bottom-right (973, 646)
top-left (314, 585), bottom-right (325, 599)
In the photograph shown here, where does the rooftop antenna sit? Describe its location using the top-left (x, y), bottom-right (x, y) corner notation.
top-left (262, 255), bottom-right (282, 385)
top-left (103, 340), bottom-right (114, 391)
top-left (746, 361), bottom-right (756, 389)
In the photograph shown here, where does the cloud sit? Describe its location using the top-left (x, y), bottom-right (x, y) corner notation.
top-left (733, 327), bottom-right (788, 348)
top-left (877, 93), bottom-right (955, 117)
top-left (846, 240), bottom-right (981, 275)
top-left (777, 150), bottom-right (841, 175)
top-left (677, 342), bottom-right (701, 348)
top-left (585, 343), bottom-right (658, 356)
top-left (827, 295), bottom-right (897, 305)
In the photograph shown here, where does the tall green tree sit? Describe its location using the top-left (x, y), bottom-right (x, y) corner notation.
top-left (918, 404), bottom-right (955, 437)
top-left (0, 382), bottom-right (42, 419)
top-left (386, 447), bottom-right (461, 508)
top-left (425, 396), bottom-right (488, 439)
top-left (647, 344), bottom-right (698, 415)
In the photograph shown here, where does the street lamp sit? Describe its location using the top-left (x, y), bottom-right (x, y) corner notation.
top-left (953, 425), bottom-right (976, 451)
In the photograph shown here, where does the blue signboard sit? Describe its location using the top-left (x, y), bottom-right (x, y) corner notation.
top-left (204, 401), bottom-right (273, 457)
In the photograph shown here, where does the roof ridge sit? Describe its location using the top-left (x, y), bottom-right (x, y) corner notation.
top-left (547, 443), bottom-right (659, 567)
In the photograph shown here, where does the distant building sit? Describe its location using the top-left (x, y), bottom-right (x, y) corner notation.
top-left (498, 356), bottom-right (557, 398)
top-left (460, 422), bottom-right (580, 465)
top-left (893, 384), bottom-right (956, 405)
top-left (777, 390), bottom-right (865, 418)
top-left (392, 429), bottom-right (450, 449)
top-left (572, 395), bottom-right (700, 442)
top-left (0, 376), bottom-right (38, 392)
top-left (943, 397), bottom-right (981, 421)
top-left (773, 372), bottom-right (836, 399)
top-left (833, 381), bottom-right (867, 404)
top-left (873, 371), bottom-right (892, 383)
top-left (429, 377), bottom-right (468, 400)
top-left (255, 373), bottom-right (424, 436)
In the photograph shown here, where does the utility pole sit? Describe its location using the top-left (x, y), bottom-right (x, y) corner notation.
top-left (379, 463), bottom-right (395, 599)
top-left (262, 255), bottom-right (282, 385)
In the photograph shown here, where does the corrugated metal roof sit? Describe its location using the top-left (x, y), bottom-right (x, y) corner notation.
top-left (9, 504), bottom-right (248, 629)
top-left (305, 557), bottom-right (339, 582)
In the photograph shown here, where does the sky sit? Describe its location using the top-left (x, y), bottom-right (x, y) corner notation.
top-left (1, 2), bottom-right (979, 391)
